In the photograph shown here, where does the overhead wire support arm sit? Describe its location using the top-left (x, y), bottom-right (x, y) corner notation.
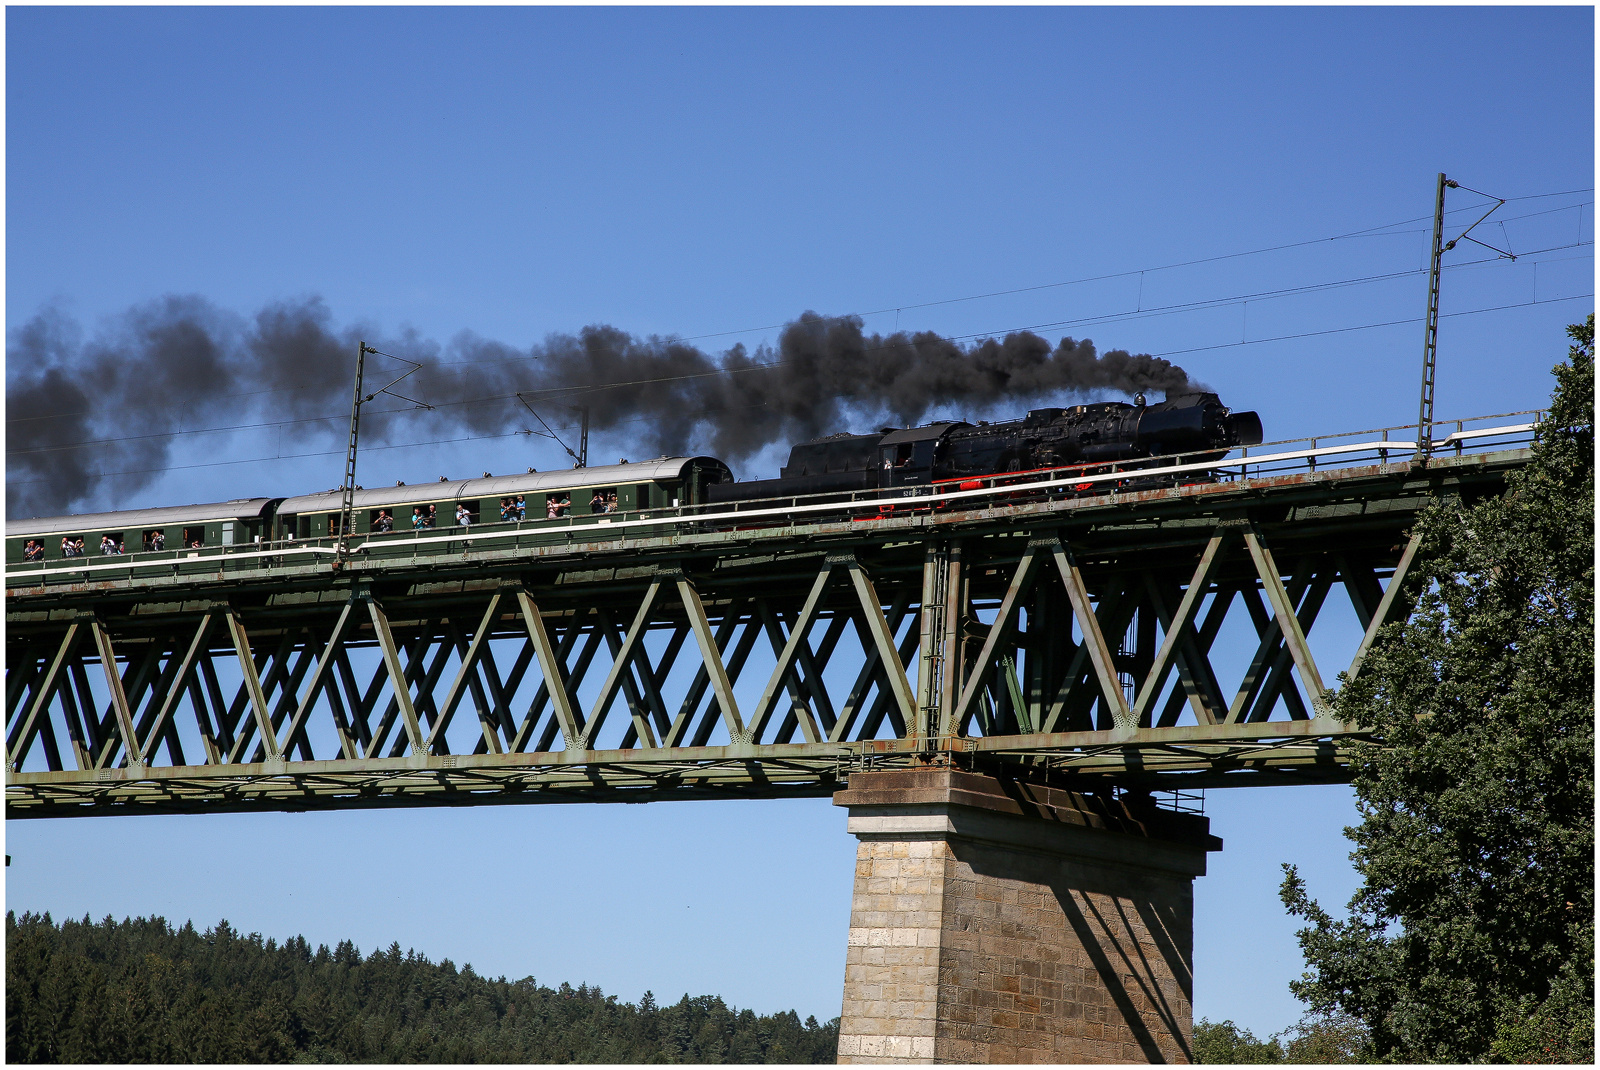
top-left (514, 393), bottom-right (588, 468)
top-left (360, 349), bottom-right (435, 410)
top-left (1443, 183), bottom-right (1515, 260)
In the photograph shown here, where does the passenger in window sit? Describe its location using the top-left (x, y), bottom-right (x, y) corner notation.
top-left (23, 540), bottom-right (43, 562)
top-left (456, 503), bottom-right (471, 529)
top-left (100, 535), bottom-right (117, 556)
top-left (412, 507), bottom-right (426, 530)
top-left (374, 510), bottom-right (394, 534)
top-left (151, 531), bottom-right (165, 552)
top-left (607, 491), bottom-right (619, 513)
top-left (499, 497), bottom-right (513, 522)
top-left (189, 538), bottom-right (203, 549)
top-left (515, 495), bottom-right (526, 520)
top-left (591, 490), bottom-right (606, 513)
top-left (546, 497), bottom-right (560, 520)
top-left (426, 504), bottom-right (437, 528)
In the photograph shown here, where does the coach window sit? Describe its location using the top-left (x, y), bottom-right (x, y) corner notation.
top-left (182, 527), bottom-right (204, 549)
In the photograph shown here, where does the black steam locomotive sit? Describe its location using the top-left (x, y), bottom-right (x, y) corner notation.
top-left (707, 391), bottom-right (1262, 504)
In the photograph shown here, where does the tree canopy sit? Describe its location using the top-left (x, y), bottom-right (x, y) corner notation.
top-left (1193, 1013), bottom-right (1368, 1064)
top-left (5, 910), bottom-right (839, 1064)
top-left (1281, 316), bottom-right (1595, 1063)
top-left (1194, 1018), bottom-right (1285, 1064)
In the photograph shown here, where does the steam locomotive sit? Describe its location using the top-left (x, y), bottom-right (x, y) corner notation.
top-left (706, 391), bottom-right (1262, 504)
top-left (6, 391), bottom-right (1260, 568)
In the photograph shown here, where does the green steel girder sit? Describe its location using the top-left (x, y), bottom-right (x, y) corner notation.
top-left (5, 449), bottom-right (1528, 817)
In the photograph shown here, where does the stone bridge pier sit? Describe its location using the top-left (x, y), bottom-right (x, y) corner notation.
top-left (833, 768), bottom-right (1220, 1064)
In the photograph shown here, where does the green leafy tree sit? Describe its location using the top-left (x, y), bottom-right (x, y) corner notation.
top-left (1272, 1010), bottom-right (1368, 1064)
top-left (1281, 316), bottom-right (1595, 1062)
top-left (1193, 1018), bottom-right (1283, 1063)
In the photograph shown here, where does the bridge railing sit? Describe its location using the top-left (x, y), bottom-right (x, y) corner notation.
top-left (5, 411), bottom-right (1542, 586)
top-left (1231, 408), bottom-right (1543, 477)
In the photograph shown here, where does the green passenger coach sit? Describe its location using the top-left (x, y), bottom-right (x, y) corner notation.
top-left (7, 499), bottom-right (277, 564)
top-left (6, 458), bottom-right (733, 576)
top-left (271, 457), bottom-right (730, 540)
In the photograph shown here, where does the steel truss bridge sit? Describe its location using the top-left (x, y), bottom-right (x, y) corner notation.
top-left (5, 416), bottom-right (1537, 818)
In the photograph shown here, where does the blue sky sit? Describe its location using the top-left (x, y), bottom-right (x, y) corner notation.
top-left (5, 5), bottom-right (1593, 1036)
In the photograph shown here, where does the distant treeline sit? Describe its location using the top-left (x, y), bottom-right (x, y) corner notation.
top-left (5, 911), bottom-right (838, 1064)
top-left (1193, 1016), bottom-right (1367, 1064)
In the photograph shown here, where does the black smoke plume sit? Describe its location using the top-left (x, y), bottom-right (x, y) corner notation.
top-left (6, 298), bottom-right (1201, 518)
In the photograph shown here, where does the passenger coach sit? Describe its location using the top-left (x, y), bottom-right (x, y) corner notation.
top-left (272, 457), bottom-right (732, 539)
top-left (5, 457), bottom-right (732, 570)
top-left (6, 499), bottom-right (277, 564)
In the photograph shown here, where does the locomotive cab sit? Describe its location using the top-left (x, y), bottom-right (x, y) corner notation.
top-left (877, 424), bottom-right (964, 489)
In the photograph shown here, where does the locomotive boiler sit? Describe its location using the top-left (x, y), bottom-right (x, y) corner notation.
top-left (705, 391), bottom-right (1263, 504)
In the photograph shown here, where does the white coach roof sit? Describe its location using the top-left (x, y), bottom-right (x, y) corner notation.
top-left (276, 457), bottom-right (729, 514)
